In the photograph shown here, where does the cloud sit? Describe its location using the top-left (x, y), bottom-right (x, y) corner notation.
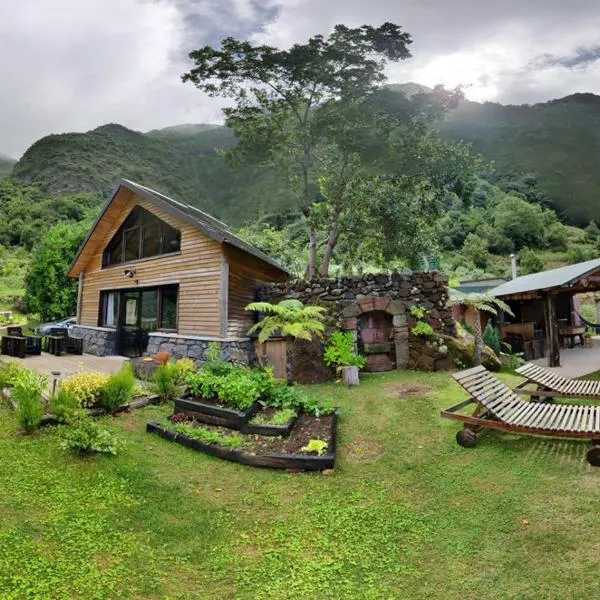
top-left (2, 0), bottom-right (600, 157)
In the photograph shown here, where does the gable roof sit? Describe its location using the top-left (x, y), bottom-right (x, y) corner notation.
top-left (68, 179), bottom-right (289, 276)
top-left (490, 258), bottom-right (600, 298)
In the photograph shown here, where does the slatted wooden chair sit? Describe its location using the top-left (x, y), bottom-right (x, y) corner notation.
top-left (442, 365), bottom-right (600, 466)
top-left (515, 362), bottom-right (600, 400)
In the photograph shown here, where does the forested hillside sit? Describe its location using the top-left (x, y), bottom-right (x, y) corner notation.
top-left (9, 90), bottom-right (600, 228)
top-left (0, 155), bottom-right (15, 179)
top-left (440, 93), bottom-right (600, 225)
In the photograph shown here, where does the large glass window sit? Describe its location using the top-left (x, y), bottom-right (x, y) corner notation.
top-left (160, 287), bottom-right (178, 330)
top-left (103, 206), bottom-right (181, 267)
top-left (101, 292), bottom-right (119, 328)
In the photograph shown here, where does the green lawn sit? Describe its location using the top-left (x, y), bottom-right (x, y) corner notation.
top-left (2, 371), bottom-right (600, 599)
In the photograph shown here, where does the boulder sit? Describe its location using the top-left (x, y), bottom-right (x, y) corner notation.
top-left (438, 333), bottom-right (502, 371)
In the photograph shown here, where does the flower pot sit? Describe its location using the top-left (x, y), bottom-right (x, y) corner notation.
top-left (584, 336), bottom-right (594, 348)
top-left (341, 365), bottom-right (359, 386)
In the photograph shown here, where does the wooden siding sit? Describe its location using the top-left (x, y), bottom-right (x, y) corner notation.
top-left (78, 190), bottom-right (223, 336)
top-left (225, 246), bottom-right (287, 338)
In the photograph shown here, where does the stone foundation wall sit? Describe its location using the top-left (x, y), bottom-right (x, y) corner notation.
top-left (258, 272), bottom-right (455, 372)
top-left (71, 325), bottom-right (117, 357)
top-left (146, 334), bottom-right (257, 366)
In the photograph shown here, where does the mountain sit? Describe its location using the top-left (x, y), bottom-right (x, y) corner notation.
top-left (0, 154), bottom-right (16, 179)
top-left (439, 93), bottom-right (600, 225)
top-left (10, 90), bottom-right (600, 227)
top-left (12, 123), bottom-right (296, 226)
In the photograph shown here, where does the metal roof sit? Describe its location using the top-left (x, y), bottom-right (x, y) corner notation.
top-left (490, 258), bottom-right (600, 297)
top-left (69, 179), bottom-right (289, 276)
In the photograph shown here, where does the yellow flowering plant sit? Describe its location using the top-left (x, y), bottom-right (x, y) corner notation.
top-left (60, 372), bottom-right (110, 408)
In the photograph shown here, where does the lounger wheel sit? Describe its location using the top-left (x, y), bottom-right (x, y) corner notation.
top-left (586, 444), bottom-right (600, 467)
top-left (456, 427), bottom-right (477, 448)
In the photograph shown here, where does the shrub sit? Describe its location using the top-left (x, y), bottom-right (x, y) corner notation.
top-left (61, 372), bottom-right (110, 408)
top-left (411, 321), bottom-right (434, 337)
top-left (174, 357), bottom-right (196, 382)
top-left (100, 364), bottom-right (136, 414)
top-left (324, 332), bottom-right (367, 370)
top-left (0, 361), bottom-right (23, 390)
top-left (51, 388), bottom-right (80, 423)
top-left (153, 363), bottom-right (179, 402)
top-left (13, 368), bottom-right (47, 433)
top-left (60, 414), bottom-right (123, 456)
top-left (203, 342), bottom-right (233, 375)
top-left (265, 383), bottom-right (334, 417)
top-left (217, 371), bottom-right (261, 411)
top-left (483, 323), bottom-right (502, 356)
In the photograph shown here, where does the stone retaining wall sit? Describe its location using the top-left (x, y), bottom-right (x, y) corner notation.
top-left (71, 325), bottom-right (117, 357)
top-left (258, 272), bottom-right (455, 371)
top-left (146, 334), bottom-right (256, 366)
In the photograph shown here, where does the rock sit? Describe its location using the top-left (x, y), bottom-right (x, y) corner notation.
top-left (438, 333), bottom-right (501, 371)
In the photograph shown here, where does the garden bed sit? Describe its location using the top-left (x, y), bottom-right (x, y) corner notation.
top-left (147, 412), bottom-right (338, 471)
top-left (243, 406), bottom-right (298, 436)
top-left (174, 396), bottom-right (261, 429)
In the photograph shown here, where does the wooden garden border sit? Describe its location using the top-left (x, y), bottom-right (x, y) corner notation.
top-left (174, 396), bottom-right (261, 429)
top-left (146, 412), bottom-right (338, 472)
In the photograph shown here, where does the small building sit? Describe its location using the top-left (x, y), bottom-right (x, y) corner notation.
top-left (490, 259), bottom-right (600, 366)
top-left (68, 179), bottom-right (288, 361)
top-left (450, 278), bottom-right (507, 330)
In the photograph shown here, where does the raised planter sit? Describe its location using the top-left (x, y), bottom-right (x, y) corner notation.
top-left (243, 411), bottom-right (298, 437)
top-left (146, 412), bottom-right (337, 471)
top-left (174, 396), bottom-right (261, 429)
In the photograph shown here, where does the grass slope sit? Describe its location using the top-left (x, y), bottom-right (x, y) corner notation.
top-left (2, 371), bottom-right (600, 599)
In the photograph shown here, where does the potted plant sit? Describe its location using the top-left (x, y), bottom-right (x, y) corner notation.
top-left (584, 329), bottom-right (594, 348)
top-left (324, 331), bottom-right (367, 386)
top-left (245, 299), bottom-right (327, 380)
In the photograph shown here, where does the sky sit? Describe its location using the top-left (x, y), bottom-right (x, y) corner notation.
top-left (1, 0), bottom-right (600, 158)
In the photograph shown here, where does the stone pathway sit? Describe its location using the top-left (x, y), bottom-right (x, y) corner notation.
top-left (532, 337), bottom-right (600, 378)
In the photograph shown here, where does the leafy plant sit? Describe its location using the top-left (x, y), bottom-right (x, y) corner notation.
top-left (173, 357), bottom-right (196, 382)
top-left (100, 363), bottom-right (136, 414)
top-left (245, 299), bottom-right (326, 344)
top-left (51, 388), bottom-right (80, 423)
top-left (483, 323), bottom-right (502, 356)
top-left (324, 331), bottom-right (366, 370)
top-left (409, 306), bottom-right (426, 319)
top-left (60, 414), bottom-right (124, 456)
top-left (170, 412), bottom-right (191, 424)
top-left (171, 422), bottom-right (244, 449)
top-left (300, 439), bottom-right (329, 456)
top-left (203, 342), bottom-right (233, 375)
top-left (185, 368), bottom-right (261, 411)
top-left (251, 408), bottom-right (297, 426)
top-left (153, 363), bottom-right (179, 402)
top-left (13, 368), bottom-right (47, 433)
top-left (0, 361), bottom-right (23, 389)
top-left (265, 383), bottom-right (334, 417)
top-left (61, 372), bottom-right (110, 408)
top-left (411, 321), bottom-right (435, 337)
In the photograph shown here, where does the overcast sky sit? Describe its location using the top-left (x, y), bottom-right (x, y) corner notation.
top-left (1, 0), bottom-right (599, 157)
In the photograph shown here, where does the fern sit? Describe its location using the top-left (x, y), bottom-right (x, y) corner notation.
top-left (245, 299), bottom-right (326, 344)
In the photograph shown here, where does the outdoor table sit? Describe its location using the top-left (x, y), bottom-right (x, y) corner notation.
top-left (559, 326), bottom-right (585, 349)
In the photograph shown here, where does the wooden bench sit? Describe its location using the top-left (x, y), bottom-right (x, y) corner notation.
top-left (442, 365), bottom-right (600, 466)
top-left (515, 362), bottom-right (600, 400)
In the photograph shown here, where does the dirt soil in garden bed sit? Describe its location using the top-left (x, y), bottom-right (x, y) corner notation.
top-left (169, 413), bottom-right (334, 456)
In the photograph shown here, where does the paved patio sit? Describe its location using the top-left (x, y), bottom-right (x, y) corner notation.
top-left (4, 353), bottom-right (127, 382)
top-left (532, 336), bottom-right (600, 378)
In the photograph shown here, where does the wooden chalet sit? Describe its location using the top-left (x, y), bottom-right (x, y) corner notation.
top-left (67, 179), bottom-right (288, 359)
top-left (490, 259), bottom-right (600, 367)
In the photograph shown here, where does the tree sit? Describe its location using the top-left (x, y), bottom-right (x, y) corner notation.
top-left (447, 294), bottom-right (514, 366)
top-left (24, 221), bottom-right (90, 320)
top-left (462, 233), bottom-right (490, 269)
top-left (493, 195), bottom-right (545, 250)
top-left (183, 24), bottom-right (475, 277)
top-left (519, 248), bottom-right (544, 275)
top-left (585, 220), bottom-right (600, 243)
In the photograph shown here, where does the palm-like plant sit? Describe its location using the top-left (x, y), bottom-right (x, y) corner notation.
top-left (245, 299), bottom-right (326, 344)
top-left (447, 293), bottom-right (514, 366)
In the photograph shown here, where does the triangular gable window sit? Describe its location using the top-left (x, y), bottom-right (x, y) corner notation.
top-left (102, 206), bottom-right (181, 267)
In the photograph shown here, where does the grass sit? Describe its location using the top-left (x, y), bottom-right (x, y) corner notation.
top-left (2, 370), bottom-right (600, 599)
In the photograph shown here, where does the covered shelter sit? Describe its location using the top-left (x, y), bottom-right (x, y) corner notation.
top-left (490, 258), bottom-right (600, 367)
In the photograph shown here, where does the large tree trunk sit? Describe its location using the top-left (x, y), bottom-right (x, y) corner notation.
top-left (318, 210), bottom-right (342, 278)
top-left (305, 224), bottom-right (318, 279)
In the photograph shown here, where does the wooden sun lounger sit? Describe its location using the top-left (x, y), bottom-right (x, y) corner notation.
top-left (442, 365), bottom-right (600, 466)
top-left (515, 362), bottom-right (600, 400)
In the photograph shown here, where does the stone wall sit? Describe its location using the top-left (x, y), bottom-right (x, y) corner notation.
top-left (258, 272), bottom-right (456, 371)
top-left (146, 334), bottom-right (256, 366)
top-left (71, 325), bottom-right (117, 357)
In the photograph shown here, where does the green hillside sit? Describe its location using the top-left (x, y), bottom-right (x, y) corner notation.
top-left (12, 123), bottom-right (295, 227)
top-left (0, 154), bottom-right (15, 179)
top-left (439, 93), bottom-right (600, 225)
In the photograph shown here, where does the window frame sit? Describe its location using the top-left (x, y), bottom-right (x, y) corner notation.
top-left (102, 207), bottom-right (181, 268)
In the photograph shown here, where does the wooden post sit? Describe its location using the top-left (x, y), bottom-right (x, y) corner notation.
top-left (544, 293), bottom-right (560, 367)
top-left (76, 273), bottom-right (84, 325)
top-left (219, 257), bottom-right (229, 339)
